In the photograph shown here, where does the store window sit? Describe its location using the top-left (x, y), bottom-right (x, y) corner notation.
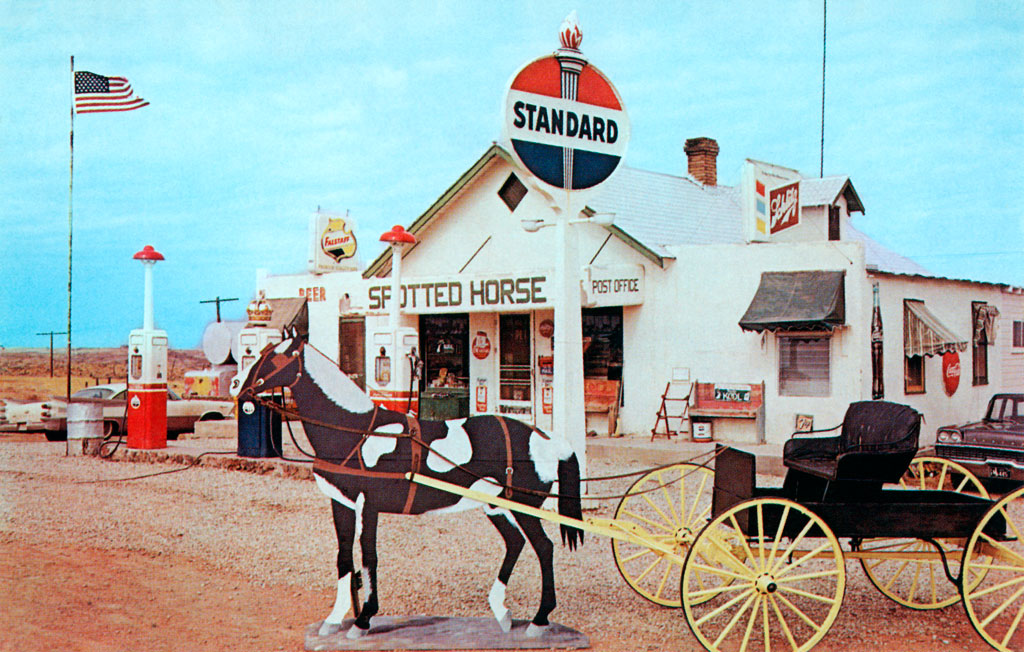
top-left (420, 314), bottom-right (469, 390)
top-left (499, 313), bottom-right (531, 401)
top-left (582, 307), bottom-right (623, 381)
top-left (905, 356), bottom-right (925, 394)
top-left (778, 335), bottom-right (830, 397)
top-left (498, 173), bottom-right (527, 212)
top-left (828, 205), bottom-right (840, 241)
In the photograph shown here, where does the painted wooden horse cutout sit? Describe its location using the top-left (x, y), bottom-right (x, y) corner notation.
top-left (233, 332), bottom-right (584, 639)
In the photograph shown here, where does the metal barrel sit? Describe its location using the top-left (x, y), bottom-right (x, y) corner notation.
top-left (67, 400), bottom-right (104, 440)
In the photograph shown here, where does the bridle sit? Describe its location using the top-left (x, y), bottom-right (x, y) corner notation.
top-left (241, 339), bottom-right (305, 399)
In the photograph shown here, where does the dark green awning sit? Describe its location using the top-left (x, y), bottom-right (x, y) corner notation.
top-left (739, 271), bottom-right (845, 333)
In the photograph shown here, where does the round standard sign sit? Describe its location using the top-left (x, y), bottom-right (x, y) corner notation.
top-left (503, 53), bottom-right (629, 191)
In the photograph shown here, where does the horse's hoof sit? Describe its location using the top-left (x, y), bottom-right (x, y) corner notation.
top-left (525, 623), bottom-right (549, 638)
top-left (317, 621), bottom-right (342, 637)
top-left (346, 624), bottom-right (369, 639)
top-left (497, 611), bottom-right (512, 633)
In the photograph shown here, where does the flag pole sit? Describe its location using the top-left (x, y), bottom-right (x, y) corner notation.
top-left (67, 55), bottom-right (74, 401)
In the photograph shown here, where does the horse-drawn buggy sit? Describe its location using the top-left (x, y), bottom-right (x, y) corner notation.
top-left (235, 332), bottom-right (1024, 652)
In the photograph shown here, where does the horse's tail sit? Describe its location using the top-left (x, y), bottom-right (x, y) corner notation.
top-left (558, 453), bottom-right (584, 550)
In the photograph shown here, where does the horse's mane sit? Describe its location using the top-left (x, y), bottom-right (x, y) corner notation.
top-left (302, 340), bottom-right (376, 414)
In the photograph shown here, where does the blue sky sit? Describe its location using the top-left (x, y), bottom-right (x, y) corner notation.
top-left (1, 1), bottom-right (1021, 349)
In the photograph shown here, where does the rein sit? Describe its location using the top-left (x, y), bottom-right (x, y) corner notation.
top-left (240, 339), bottom-right (725, 503)
top-left (250, 391), bottom-right (723, 503)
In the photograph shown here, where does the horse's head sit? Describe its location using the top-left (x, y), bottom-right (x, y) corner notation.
top-left (231, 334), bottom-right (305, 401)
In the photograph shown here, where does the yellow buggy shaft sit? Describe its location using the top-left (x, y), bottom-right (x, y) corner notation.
top-left (406, 472), bottom-right (688, 566)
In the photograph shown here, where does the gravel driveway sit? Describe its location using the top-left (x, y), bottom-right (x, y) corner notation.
top-left (0, 437), bottom-right (1004, 651)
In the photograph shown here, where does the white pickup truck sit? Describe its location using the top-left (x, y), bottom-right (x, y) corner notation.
top-left (0, 383), bottom-right (234, 441)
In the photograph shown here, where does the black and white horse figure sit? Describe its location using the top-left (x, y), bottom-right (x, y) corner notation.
top-left (233, 333), bottom-right (584, 639)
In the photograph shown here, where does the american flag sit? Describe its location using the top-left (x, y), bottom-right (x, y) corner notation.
top-left (74, 71), bottom-right (149, 114)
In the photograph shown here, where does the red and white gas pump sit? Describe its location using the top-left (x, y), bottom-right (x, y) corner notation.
top-left (126, 245), bottom-right (168, 449)
top-left (368, 226), bottom-right (420, 413)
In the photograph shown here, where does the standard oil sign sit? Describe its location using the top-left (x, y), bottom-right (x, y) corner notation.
top-left (503, 12), bottom-right (629, 191)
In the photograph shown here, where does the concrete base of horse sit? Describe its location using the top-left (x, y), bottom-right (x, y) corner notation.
top-left (305, 616), bottom-right (589, 650)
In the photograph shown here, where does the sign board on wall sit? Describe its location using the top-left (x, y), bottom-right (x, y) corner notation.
top-left (309, 210), bottom-right (360, 273)
top-left (366, 264), bottom-right (645, 315)
top-left (741, 160), bottom-right (803, 242)
top-left (583, 264), bottom-right (644, 307)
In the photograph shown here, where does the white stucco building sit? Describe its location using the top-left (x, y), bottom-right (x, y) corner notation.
top-left (258, 139), bottom-right (1024, 450)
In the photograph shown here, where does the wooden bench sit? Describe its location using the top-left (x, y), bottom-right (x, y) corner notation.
top-left (584, 379), bottom-right (621, 436)
top-left (689, 382), bottom-right (764, 419)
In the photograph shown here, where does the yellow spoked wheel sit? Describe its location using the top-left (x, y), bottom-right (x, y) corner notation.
top-left (859, 457), bottom-right (989, 609)
top-left (682, 497), bottom-right (845, 652)
top-left (612, 462), bottom-right (714, 607)
top-left (901, 456), bottom-right (988, 494)
top-left (962, 485), bottom-right (1024, 651)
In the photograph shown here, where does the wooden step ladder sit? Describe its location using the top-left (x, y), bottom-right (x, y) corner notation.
top-left (651, 369), bottom-right (692, 440)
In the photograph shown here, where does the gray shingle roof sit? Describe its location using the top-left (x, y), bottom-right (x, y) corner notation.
top-left (587, 165), bottom-right (925, 275)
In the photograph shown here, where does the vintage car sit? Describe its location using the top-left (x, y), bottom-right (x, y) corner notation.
top-left (934, 393), bottom-right (1024, 482)
top-left (0, 383), bottom-right (234, 441)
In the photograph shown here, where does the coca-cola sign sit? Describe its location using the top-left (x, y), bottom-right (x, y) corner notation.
top-left (942, 351), bottom-right (961, 396)
top-left (769, 180), bottom-right (800, 234)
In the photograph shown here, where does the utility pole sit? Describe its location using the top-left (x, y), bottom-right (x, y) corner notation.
top-left (199, 296), bottom-right (238, 322)
top-left (36, 330), bottom-right (69, 377)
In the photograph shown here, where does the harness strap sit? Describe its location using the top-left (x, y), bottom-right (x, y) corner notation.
top-left (313, 458), bottom-right (406, 481)
top-left (402, 416), bottom-right (423, 514)
top-left (313, 411), bottom-right (423, 515)
top-left (496, 416), bottom-right (514, 499)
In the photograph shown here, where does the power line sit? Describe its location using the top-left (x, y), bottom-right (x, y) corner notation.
top-left (199, 296), bottom-right (238, 322)
top-left (820, 0), bottom-right (827, 178)
top-left (36, 330), bottom-right (68, 377)
top-left (907, 251), bottom-right (1024, 259)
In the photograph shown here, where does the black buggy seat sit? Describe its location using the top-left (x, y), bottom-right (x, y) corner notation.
top-left (782, 401), bottom-right (921, 500)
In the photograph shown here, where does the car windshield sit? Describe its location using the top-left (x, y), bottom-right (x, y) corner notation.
top-left (73, 387), bottom-right (116, 400)
top-left (108, 389), bottom-right (181, 400)
top-left (986, 396), bottom-right (1024, 422)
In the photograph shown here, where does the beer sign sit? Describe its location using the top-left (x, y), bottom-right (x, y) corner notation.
top-left (769, 180), bottom-right (800, 235)
top-left (741, 159), bottom-right (802, 242)
top-left (309, 210), bottom-right (360, 273)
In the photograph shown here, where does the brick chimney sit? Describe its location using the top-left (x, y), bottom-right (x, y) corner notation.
top-left (684, 137), bottom-right (719, 186)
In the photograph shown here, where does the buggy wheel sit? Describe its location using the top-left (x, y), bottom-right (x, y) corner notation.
top-left (962, 485), bottom-right (1024, 651)
top-left (682, 497), bottom-right (845, 652)
top-left (611, 462), bottom-right (714, 607)
top-left (860, 457), bottom-right (989, 609)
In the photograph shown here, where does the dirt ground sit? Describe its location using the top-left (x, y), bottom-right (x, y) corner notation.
top-left (0, 539), bottom-right (327, 652)
top-left (0, 349), bottom-right (1003, 652)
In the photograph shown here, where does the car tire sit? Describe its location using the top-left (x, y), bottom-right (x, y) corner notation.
top-left (45, 431), bottom-right (67, 442)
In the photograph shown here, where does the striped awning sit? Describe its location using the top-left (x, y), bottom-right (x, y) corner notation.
top-left (904, 300), bottom-right (967, 357)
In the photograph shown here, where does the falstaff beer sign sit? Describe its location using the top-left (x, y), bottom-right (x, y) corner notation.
top-left (321, 218), bottom-right (357, 262)
top-left (309, 210), bottom-right (360, 273)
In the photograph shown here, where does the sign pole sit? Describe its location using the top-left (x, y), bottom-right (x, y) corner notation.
top-left (552, 189), bottom-right (587, 477)
top-left (503, 12), bottom-right (630, 483)
top-left (66, 54), bottom-right (75, 401)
